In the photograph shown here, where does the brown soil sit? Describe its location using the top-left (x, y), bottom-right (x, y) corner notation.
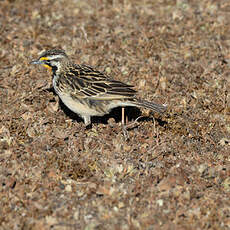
top-left (0, 0), bottom-right (230, 229)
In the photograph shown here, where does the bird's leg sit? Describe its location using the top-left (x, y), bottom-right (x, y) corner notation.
top-left (121, 107), bottom-right (129, 140)
top-left (122, 107), bottom-right (125, 126)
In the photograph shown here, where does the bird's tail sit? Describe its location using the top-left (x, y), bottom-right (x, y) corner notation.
top-left (131, 99), bottom-right (167, 113)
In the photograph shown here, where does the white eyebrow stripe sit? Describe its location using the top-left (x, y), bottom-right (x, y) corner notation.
top-left (48, 54), bottom-right (65, 60)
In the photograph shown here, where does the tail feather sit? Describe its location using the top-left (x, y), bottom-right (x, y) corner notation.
top-left (132, 99), bottom-right (167, 113)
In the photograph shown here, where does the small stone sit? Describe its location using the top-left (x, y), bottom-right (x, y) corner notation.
top-left (156, 199), bottom-right (164, 206)
top-left (65, 184), bottom-right (72, 192)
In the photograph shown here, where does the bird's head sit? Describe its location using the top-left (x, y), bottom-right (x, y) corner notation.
top-left (30, 49), bottom-right (69, 72)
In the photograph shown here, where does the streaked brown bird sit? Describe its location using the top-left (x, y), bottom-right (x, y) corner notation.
top-left (31, 49), bottom-right (167, 126)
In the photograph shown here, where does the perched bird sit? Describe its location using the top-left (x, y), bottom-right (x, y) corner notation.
top-left (31, 49), bottom-right (167, 126)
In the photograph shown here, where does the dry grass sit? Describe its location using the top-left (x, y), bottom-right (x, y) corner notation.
top-left (0, 0), bottom-right (230, 229)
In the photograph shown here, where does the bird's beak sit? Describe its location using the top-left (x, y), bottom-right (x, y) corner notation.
top-left (30, 59), bottom-right (43, 65)
top-left (30, 58), bottom-right (52, 71)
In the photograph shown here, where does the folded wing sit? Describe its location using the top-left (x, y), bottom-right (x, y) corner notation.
top-left (62, 64), bottom-right (137, 100)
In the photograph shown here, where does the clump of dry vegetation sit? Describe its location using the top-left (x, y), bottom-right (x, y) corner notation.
top-left (0, 0), bottom-right (230, 229)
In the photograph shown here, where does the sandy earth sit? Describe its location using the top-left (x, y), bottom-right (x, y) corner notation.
top-left (0, 0), bottom-right (230, 229)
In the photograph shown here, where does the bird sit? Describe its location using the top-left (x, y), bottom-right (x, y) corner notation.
top-left (30, 49), bottom-right (167, 126)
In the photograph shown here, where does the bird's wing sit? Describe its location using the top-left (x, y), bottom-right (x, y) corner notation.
top-left (61, 64), bottom-right (137, 100)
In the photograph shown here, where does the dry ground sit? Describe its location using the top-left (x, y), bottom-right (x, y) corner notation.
top-left (1, 0), bottom-right (230, 229)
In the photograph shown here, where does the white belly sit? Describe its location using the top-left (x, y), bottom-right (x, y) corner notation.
top-left (59, 94), bottom-right (103, 117)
